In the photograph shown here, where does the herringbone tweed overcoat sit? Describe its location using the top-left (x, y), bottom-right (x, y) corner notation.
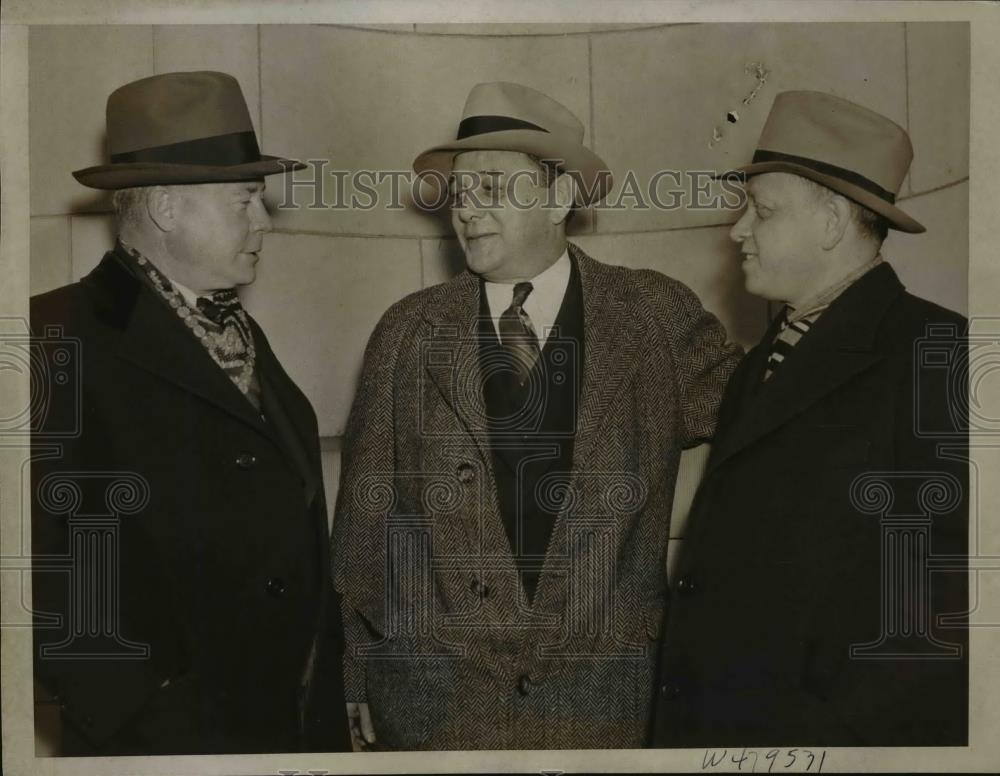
top-left (331, 244), bottom-right (741, 750)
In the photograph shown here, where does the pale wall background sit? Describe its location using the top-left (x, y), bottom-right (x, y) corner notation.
top-left (28, 21), bottom-right (969, 561)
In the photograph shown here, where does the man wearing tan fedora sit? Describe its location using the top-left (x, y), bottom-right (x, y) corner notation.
top-left (331, 81), bottom-right (742, 750)
top-left (651, 91), bottom-right (968, 746)
top-left (31, 71), bottom-right (350, 754)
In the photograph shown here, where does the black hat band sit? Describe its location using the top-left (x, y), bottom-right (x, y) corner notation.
top-left (751, 149), bottom-right (896, 204)
top-left (456, 115), bottom-right (549, 140)
top-left (110, 130), bottom-right (261, 166)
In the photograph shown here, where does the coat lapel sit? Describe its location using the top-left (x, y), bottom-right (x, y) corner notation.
top-left (253, 325), bottom-right (323, 507)
top-left (421, 271), bottom-right (493, 467)
top-left (87, 253), bottom-right (292, 459)
top-left (565, 245), bottom-right (641, 475)
top-left (419, 271), bottom-right (513, 600)
top-left (708, 263), bottom-right (904, 473)
top-left (530, 245), bottom-right (641, 614)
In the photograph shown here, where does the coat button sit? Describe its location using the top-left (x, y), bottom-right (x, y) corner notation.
top-left (470, 578), bottom-right (490, 598)
top-left (660, 682), bottom-right (680, 698)
top-left (236, 452), bottom-right (257, 470)
top-left (265, 577), bottom-right (286, 597)
top-left (456, 462), bottom-right (475, 483)
top-left (676, 575), bottom-right (698, 595)
top-left (517, 674), bottom-right (531, 696)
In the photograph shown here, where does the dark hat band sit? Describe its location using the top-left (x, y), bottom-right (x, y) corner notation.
top-left (110, 130), bottom-right (261, 166)
top-left (750, 149), bottom-right (896, 204)
top-left (456, 115), bottom-right (549, 140)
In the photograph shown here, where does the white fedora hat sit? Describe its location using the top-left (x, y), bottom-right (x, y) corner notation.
top-left (413, 82), bottom-right (612, 206)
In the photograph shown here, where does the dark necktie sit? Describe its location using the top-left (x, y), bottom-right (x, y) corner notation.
top-left (498, 282), bottom-right (541, 387)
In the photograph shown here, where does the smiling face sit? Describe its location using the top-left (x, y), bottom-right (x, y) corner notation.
top-left (728, 172), bottom-right (830, 305)
top-left (165, 180), bottom-right (272, 292)
top-left (450, 150), bottom-right (563, 282)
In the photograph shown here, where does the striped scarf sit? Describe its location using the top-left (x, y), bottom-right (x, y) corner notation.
top-left (763, 254), bottom-right (884, 381)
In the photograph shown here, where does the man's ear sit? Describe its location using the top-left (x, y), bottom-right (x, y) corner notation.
top-left (145, 186), bottom-right (177, 233)
top-left (548, 173), bottom-right (576, 226)
top-left (820, 192), bottom-right (851, 250)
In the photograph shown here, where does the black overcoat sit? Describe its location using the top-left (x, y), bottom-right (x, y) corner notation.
top-left (31, 248), bottom-right (350, 755)
top-left (651, 263), bottom-right (969, 747)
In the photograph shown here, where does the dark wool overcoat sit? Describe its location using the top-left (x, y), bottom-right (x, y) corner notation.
top-left (651, 262), bottom-right (969, 747)
top-left (31, 247), bottom-right (350, 755)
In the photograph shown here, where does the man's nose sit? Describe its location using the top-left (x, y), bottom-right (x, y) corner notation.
top-left (729, 208), bottom-right (752, 243)
top-left (252, 199), bottom-right (273, 232)
top-left (455, 197), bottom-right (482, 223)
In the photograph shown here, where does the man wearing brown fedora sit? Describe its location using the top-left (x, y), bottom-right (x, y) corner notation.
top-left (30, 71), bottom-right (350, 755)
top-left (331, 81), bottom-right (742, 750)
top-left (651, 91), bottom-right (968, 746)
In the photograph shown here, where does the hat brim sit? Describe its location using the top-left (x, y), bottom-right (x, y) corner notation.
top-left (413, 130), bottom-right (612, 206)
top-left (72, 156), bottom-right (306, 190)
top-left (715, 161), bottom-right (925, 234)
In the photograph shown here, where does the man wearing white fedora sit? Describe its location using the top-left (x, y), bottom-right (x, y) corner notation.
top-left (31, 71), bottom-right (350, 754)
top-left (332, 81), bottom-right (742, 749)
top-left (651, 91), bottom-right (968, 746)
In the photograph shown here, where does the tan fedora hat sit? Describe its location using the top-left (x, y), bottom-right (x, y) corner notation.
top-left (720, 90), bottom-right (925, 233)
top-left (73, 71), bottom-right (305, 190)
top-left (412, 82), bottom-right (612, 206)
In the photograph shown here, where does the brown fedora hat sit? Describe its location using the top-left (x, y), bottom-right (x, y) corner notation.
top-left (412, 82), bottom-right (612, 206)
top-left (719, 90), bottom-right (925, 234)
top-left (73, 71), bottom-right (305, 190)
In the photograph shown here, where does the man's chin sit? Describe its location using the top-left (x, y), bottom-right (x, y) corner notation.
top-left (234, 267), bottom-right (257, 287)
top-left (463, 248), bottom-right (501, 277)
top-left (236, 252), bottom-right (259, 283)
top-left (740, 270), bottom-right (767, 300)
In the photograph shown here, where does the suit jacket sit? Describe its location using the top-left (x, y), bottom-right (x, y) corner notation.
top-left (480, 258), bottom-right (583, 602)
top-left (331, 243), bottom-right (742, 750)
top-left (31, 248), bottom-right (351, 755)
top-left (651, 262), bottom-right (969, 747)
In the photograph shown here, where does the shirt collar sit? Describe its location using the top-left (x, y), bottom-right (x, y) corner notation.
top-left (787, 253), bottom-right (884, 323)
top-left (484, 248), bottom-right (570, 299)
top-left (117, 238), bottom-right (222, 308)
top-left (171, 278), bottom-right (202, 308)
top-left (483, 248), bottom-right (571, 347)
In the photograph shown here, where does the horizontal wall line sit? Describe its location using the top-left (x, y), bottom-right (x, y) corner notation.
top-left (310, 23), bottom-right (689, 39)
top-left (897, 175), bottom-right (969, 203)
top-left (30, 175), bottom-right (968, 227)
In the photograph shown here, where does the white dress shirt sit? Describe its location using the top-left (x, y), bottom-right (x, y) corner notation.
top-left (170, 278), bottom-right (203, 309)
top-left (484, 249), bottom-right (571, 351)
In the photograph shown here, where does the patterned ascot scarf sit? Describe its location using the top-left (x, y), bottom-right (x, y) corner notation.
top-left (120, 241), bottom-right (262, 411)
